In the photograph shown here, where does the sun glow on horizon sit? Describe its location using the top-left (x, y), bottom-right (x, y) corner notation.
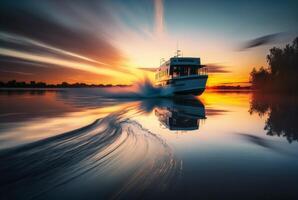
top-left (0, 0), bottom-right (296, 85)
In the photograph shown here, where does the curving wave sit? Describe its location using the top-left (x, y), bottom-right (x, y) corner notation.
top-left (0, 111), bottom-right (181, 199)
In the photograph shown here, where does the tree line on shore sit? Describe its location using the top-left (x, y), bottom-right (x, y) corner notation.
top-left (250, 37), bottom-right (298, 93)
top-left (0, 80), bottom-right (129, 88)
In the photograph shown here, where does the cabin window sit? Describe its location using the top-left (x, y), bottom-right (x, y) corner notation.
top-left (170, 66), bottom-right (199, 77)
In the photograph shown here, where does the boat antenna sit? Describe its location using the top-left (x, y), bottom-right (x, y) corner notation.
top-left (160, 58), bottom-right (165, 65)
top-left (175, 41), bottom-right (181, 57)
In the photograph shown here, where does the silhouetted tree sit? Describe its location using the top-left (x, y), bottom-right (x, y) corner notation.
top-left (36, 82), bottom-right (46, 87)
top-left (250, 67), bottom-right (271, 90)
top-left (30, 81), bottom-right (36, 87)
top-left (7, 80), bottom-right (17, 87)
top-left (250, 37), bottom-right (298, 93)
top-left (61, 82), bottom-right (69, 87)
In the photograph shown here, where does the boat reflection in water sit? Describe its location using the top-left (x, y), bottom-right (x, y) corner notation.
top-left (2, 90), bottom-right (298, 199)
top-left (153, 98), bottom-right (205, 131)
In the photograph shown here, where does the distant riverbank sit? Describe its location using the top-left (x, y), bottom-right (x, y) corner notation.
top-left (0, 80), bottom-right (130, 88)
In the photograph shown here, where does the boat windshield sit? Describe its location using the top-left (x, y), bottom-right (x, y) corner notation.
top-left (170, 65), bottom-right (199, 77)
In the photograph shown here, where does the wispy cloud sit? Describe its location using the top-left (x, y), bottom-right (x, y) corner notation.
top-left (138, 67), bottom-right (157, 72)
top-left (0, 48), bottom-right (129, 78)
top-left (205, 64), bottom-right (231, 74)
top-left (0, 1), bottom-right (145, 83)
top-left (239, 32), bottom-right (287, 50)
top-left (0, 32), bottom-right (108, 66)
top-left (0, 69), bottom-right (33, 76)
top-left (154, 0), bottom-right (165, 37)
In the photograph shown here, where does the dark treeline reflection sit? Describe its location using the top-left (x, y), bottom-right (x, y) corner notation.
top-left (249, 92), bottom-right (298, 143)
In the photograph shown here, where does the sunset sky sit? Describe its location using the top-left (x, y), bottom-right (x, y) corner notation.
top-left (0, 0), bottom-right (297, 86)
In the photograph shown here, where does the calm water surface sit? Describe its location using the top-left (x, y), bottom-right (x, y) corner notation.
top-left (0, 89), bottom-right (297, 200)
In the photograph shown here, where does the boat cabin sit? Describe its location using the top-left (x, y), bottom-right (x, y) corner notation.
top-left (155, 57), bottom-right (207, 85)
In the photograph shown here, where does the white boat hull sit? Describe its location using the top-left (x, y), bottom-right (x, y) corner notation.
top-left (156, 75), bottom-right (208, 96)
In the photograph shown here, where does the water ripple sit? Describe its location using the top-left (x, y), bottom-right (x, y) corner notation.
top-left (0, 112), bottom-right (181, 199)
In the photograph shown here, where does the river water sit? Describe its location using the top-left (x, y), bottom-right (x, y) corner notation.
top-left (0, 88), bottom-right (297, 199)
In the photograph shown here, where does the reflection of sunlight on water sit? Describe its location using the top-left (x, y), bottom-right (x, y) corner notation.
top-left (1, 89), bottom-right (298, 199)
top-left (0, 102), bottom-right (137, 149)
top-left (0, 89), bottom-right (293, 154)
top-left (200, 90), bottom-right (252, 107)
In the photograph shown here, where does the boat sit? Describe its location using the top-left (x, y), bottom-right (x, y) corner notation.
top-left (154, 98), bottom-right (206, 131)
top-left (155, 50), bottom-right (208, 95)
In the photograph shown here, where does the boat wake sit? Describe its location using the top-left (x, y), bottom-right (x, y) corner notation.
top-left (104, 78), bottom-right (174, 98)
top-left (0, 111), bottom-right (181, 199)
top-left (59, 78), bottom-right (174, 101)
